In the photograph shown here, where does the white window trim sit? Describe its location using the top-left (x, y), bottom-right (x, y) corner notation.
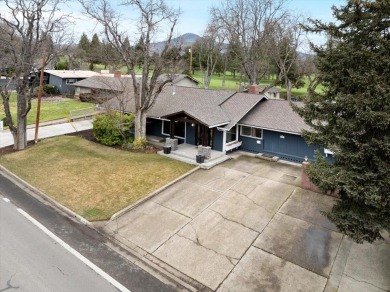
top-left (161, 120), bottom-right (186, 139)
top-left (225, 126), bottom-right (239, 145)
top-left (240, 125), bottom-right (263, 139)
top-left (66, 78), bottom-right (76, 85)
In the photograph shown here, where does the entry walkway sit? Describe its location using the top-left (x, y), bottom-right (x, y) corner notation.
top-left (0, 120), bottom-right (93, 148)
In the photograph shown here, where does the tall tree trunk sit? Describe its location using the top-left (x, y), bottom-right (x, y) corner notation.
top-left (16, 97), bottom-right (27, 150)
top-left (286, 79), bottom-right (292, 102)
top-left (134, 111), bottom-right (147, 139)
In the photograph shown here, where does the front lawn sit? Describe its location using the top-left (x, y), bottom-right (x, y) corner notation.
top-left (0, 136), bottom-right (194, 221)
top-left (0, 93), bottom-right (94, 125)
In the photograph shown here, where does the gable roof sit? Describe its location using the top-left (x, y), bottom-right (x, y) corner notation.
top-left (158, 73), bottom-right (199, 86)
top-left (220, 92), bottom-right (267, 130)
top-left (103, 86), bottom-right (310, 133)
top-left (72, 76), bottom-right (134, 91)
top-left (239, 99), bottom-right (310, 134)
top-left (45, 70), bottom-right (99, 79)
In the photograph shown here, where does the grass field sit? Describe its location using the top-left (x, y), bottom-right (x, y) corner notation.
top-left (0, 136), bottom-right (195, 221)
top-left (0, 93), bottom-right (94, 125)
top-left (190, 71), bottom-right (322, 97)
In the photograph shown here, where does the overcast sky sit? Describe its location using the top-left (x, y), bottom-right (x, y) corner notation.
top-left (65, 0), bottom-right (345, 52)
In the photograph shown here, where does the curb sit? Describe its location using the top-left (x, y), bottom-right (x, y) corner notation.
top-left (0, 165), bottom-right (200, 291)
top-left (0, 165), bottom-right (91, 226)
top-left (110, 165), bottom-right (201, 220)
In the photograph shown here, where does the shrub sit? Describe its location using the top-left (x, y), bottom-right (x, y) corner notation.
top-left (54, 60), bottom-right (69, 70)
top-left (43, 84), bottom-right (58, 95)
top-left (132, 137), bottom-right (148, 150)
top-left (93, 111), bottom-right (134, 146)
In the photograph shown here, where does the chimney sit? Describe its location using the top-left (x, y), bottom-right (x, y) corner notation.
top-left (114, 70), bottom-right (121, 78)
top-left (248, 84), bottom-right (260, 94)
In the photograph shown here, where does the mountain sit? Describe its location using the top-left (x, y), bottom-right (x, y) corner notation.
top-left (151, 33), bottom-right (200, 54)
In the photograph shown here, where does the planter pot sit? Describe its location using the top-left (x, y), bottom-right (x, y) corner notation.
top-left (163, 146), bottom-right (171, 154)
top-left (196, 154), bottom-right (205, 164)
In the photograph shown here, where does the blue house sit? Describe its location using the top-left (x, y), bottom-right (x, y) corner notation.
top-left (44, 70), bottom-right (99, 94)
top-left (104, 84), bottom-right (329, 163)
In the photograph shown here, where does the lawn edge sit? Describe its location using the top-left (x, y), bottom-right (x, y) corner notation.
top-left (0, 164), bottom-right (92, 226)
top-left (110, 165), bottom-right (200, 221)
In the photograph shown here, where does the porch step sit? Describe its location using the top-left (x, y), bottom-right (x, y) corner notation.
top-left (158, 150), bottom-right (231, 169)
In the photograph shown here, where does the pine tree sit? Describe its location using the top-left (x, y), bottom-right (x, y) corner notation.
top-left (296, 0), bottom-right (390, 243)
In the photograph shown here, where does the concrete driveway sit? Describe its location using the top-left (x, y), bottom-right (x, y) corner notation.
top-left (104, 155), bottom-right (390, 291)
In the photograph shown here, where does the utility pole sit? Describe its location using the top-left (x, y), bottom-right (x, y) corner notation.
top-left (189, 46), bottom-right (193, 76)
top-left (34, 48), bottom-right (46, 143)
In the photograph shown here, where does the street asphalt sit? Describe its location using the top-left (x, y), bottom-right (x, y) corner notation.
top-left (0, 172), bottom-right (178, 292)
top-left (0, 194), bottom-right (122, 292)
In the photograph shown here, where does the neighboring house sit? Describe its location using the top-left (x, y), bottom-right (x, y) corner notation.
top-left (159, 73), bottom-right (199, 88)
top-left (261, 86), bottom-right (281, 99)
top-left (73, 74), bottom-right (133, 98)
top-left (73, 73), bottom-right (198, 99)
top-left (44, 70), bottom-right (99, 94)
top-left (103, 84), bottom-right (328, 163)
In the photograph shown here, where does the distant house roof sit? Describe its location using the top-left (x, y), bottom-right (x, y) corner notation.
top-left (260, 86), bottom-right (280, 93)
top-left (239, 99), bottom-right (310, 134)
top-left (158, 73), bottom-right (199, 86)
top-left (44, 70), bottom-right (99, 79)
top-left (73, 76), bottom-right (134, 92)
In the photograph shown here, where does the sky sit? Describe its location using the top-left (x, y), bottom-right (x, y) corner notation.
top-left (66, 0), bottom-right (346, 52)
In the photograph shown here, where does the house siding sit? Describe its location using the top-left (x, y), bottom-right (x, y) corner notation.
top-left (146, 118), bottom-right (165, 137)
top-left (48, 75), bottom-right (82, 94)
top-left (186, 123), bottom-right (196, 145)
top-left (239, 134), bottom-right (264, 153)
top-left (213, 129), bottom-right (224, 152)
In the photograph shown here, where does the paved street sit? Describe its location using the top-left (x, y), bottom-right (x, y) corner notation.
top-left (0, 195), bottom-right (122, 292)
top-left (0, 120), bottom-right (93, 148)
top-left (0, 172), bottom-right (177, 292)
top-left (105, 155), bottom-right (390, 291)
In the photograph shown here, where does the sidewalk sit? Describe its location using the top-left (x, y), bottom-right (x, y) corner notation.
top-left (0, 120), bottom-right (93, 148)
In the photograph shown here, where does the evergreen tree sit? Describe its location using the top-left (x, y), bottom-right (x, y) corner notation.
top-left (89, 33), bottom-right (102, 67)
top-left (297, 0), bottom-right (390, 243)
top-left (78, 33), bottom-right (90, 53)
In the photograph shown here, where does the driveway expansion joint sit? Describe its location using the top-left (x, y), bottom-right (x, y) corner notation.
top-left (343, 274), bottom-right (387, 291)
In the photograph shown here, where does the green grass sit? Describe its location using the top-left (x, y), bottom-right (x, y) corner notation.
top-left (0, 136), bottom-right (195, 221)
top-left (0, 93), bottom-right (94, 125)
top-left (191, 71), bottom-right (323, 97)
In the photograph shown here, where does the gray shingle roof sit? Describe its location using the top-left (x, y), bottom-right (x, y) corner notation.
top-left (73, 76), bottom-right (134, 91)
top-left (238, 99), bottom-right (310, 134)
top-left (220, 93), bottom-right (266, 130)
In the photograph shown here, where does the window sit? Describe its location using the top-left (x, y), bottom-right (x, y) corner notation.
top-left (241, 126), bottom-right (252, 136)
top-left (66, 78), bottom-right (76, 85)
top-left (253, 128), bottom-right (262, 139)
top-left (226, 126), bottom-right (237, 143)
top-left (240, 125), bottom-right (262, 139)
top-left (162, 120), bottom-right (185, 138)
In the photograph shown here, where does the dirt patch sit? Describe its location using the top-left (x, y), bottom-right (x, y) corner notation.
top-left (0, 141), bottom-right (35, 156)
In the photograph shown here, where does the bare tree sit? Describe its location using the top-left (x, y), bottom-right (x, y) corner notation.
top-left (270, 15), bottom-right (305, 101)
top-left (80, 0), bottom-right (181, 140)
top-left (0, 0), bottom-right (71, 150)
top-left (197, 24), bottom-right (225, 89)
top-left (211, 0), bottom-right (287, 85)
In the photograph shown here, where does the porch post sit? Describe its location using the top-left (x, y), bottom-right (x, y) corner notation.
top-left (170, 120), bottom-right (175, 139)
top-left (222, 129), bottom-right (227, 153)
